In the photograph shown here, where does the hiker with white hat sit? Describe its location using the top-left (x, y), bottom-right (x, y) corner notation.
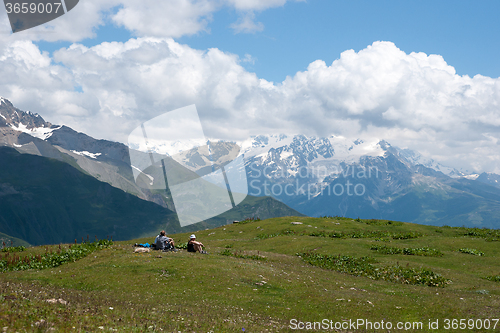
top-left (187, 234), bottom-right (207, 254)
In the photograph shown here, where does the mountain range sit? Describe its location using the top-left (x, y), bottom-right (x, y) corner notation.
top-left (239, 134), bottom-right (500, 228)
top-left (1, 97), bottom-right (499, 246)
top-left (0, 98), bottom-right (301, 245)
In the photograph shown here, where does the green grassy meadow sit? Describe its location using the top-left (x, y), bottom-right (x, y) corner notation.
top-left (1, 217), bottom-right (499, 332)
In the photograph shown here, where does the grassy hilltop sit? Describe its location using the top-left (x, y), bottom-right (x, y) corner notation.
top-left (1, 216), bottom-right (499, 332)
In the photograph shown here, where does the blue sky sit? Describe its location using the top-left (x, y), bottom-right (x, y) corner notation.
top-left (180, 0), bottom-right (500, 82)
top-left (2, 0), bottom-right (500, 173)
top-left (36, 0), bottom-right (500, 82)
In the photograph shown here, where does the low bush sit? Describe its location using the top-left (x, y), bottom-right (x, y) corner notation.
top-left (458, 248), bottom-right (485, 256)
top-left (255, 228), bottom-right (297, 240)
top-left (485, 275), bottom-right (500, 282)
top-left (255, 229), bottom-right (424, 241)
top-left (0, 239), bottom-right (113, 272)
top-left (371, 245), bottom-right (443, 257)
top-left (1, 246), bottom-right (26, 253)
top-left (176, 242), bottom-right (188, 250)
top-left (460, 228), bottom-right (500, 241)
top-left (309, 230), bottom-right (424, 240)
top-left (298, 252), bottom-right (451, 287)
top-left (237, 217), bottom-right (261, 225)
top-left (363, 219), bottom-right (403, 226)
top-left (219, 249), bottom-right (267, 261)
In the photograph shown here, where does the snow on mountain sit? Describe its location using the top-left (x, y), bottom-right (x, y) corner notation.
top-left (241, 134), bottom-right (385, 163)
top-left (0, 96), bottom-right (483, 182)
top-left (8, 121), bottom-right (61, 140)
top-left (388, 145), bottom-right (464, 178)
top-left (240, 134), bottom-right (465, 180)
top-left (241, 134), bottom-right (383, 184)
top-left (70, 150), bottom-right (102, 159)
top-left (128, 138), bottom-right (208, 157)
top-left (239, 134), bottom-right (294, 157)
top-left (476, 172), bottom-right (500, 189)
top-left (0, 97), bottom-right (54, 133)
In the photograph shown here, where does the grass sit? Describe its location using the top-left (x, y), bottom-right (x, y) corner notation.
top-left (0, 216), bottom-right (499, 332)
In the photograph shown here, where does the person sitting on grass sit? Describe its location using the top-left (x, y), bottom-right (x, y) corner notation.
top-left (155, 230), bottom-right (176, 251)
top-left (187, 234), bottom-right (207, 254)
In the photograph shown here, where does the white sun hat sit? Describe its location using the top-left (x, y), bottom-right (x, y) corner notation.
top-left (190, 234), bottom-right (196, 239)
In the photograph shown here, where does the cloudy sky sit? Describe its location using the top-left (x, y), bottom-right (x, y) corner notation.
top-left (1, 0), bottom-right (500, 173)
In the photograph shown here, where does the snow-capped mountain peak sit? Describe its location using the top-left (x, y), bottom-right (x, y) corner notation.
top-left (241, 134), bottom-right (386, 164)
top-left (0, 97), bottom-right (54, 134)
top-left (0, 96), bottom-right (474, 181)
top-left (385, 144), bottom-right (465, 178)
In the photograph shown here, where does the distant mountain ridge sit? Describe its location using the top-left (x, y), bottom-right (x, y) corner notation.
top-left (239, 134), bottom-right (500, 228)
top-left (476, 172), bottom-right (500, 189)
top-left (1, 97), bottom-right (500, 230)
top-left (0, 98), bottom-right (303, 245)
top-left (239, 134), bottom-right (468, 180)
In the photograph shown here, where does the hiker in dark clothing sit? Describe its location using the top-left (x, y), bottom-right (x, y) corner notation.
top-left (187, 234), bottom-right (207, 254)
top-left (155, 230), bottom-right (176, 251)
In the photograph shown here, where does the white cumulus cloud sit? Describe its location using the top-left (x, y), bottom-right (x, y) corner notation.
top-left (0, 0), bottom-right (301, 43)
top-left (230, 11), bottom-right (264, 34)
top-left (0, 39), bottom-right (500, 173)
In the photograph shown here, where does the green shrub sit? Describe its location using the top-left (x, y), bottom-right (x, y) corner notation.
top-left (485, 275), bottom-right (500, 282)
top-left (458, 248), bottom-right (484, 256)
top-left (297, 253), bottom-right (376, 276)
top-left (1, 246), bottom-right (26, 253)
top-left (371, 245), bottom-right (443, 257)
top-left (461, 228), bottom-right (500, 241)
top-left (220, 249), bottom-right (233, 256)
top-left (256, 229), bottom-right (424, 241)
top-left (176, 242), bottom-right (188, 250)
top-left (219, 249), bottom-right (266, 261)
top-left (255, 232), bottom-right (283, 240)
top-left (255, 228), bottom-right (298, 240)
top-left (236, 217), bottom-right (261, 225)
top-left (0, 239), bottom-right (113, 272)
top-left (297, 252), bottom-right (450, 287)
top-left (309, 230), bottom-right (423, 240)
top-left (363, 219), bottom-right (403, 226)
top-left (391, 232), bottom-right (424, 239)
